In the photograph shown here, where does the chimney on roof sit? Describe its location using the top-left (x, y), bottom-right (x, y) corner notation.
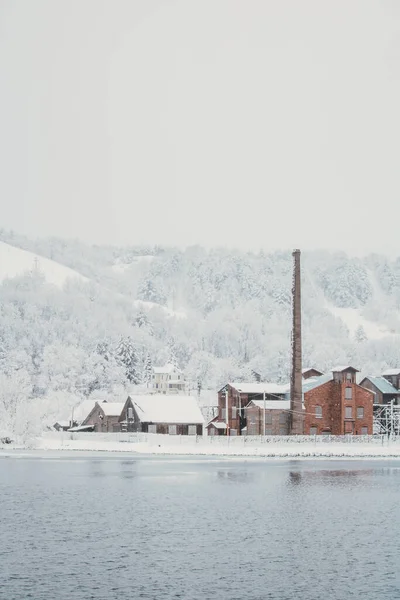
top-left (290, 249), bottom-right (304, 434)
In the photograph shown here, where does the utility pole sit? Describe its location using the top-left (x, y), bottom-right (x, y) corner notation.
top-left (263, 390), bottom-right (266, 436)
top-left (290, 249), bottom-right (304, 435)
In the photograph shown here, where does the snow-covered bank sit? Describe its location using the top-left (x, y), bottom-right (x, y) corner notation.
top-left (32, 432), bottom-right (400, 458)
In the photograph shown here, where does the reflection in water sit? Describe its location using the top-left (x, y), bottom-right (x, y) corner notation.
top-left (217, 470), bottom-right (253, 483)
top-left (119, 461), bottom-right (136, 479)
top-left (287, 469), bottom-right (375, 486)
top-left (89, 460), bottom-right (106, 478)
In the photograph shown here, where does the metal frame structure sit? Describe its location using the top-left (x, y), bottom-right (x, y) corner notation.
top-left (373, 402), bottom-right (400, 435)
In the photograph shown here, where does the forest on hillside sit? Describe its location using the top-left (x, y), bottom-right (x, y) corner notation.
top-left (2, 229), bottom-right (400, 437)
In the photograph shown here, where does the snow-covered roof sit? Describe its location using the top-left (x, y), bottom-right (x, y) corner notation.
top-left (302, 374), bottom-right (333, 393)
top-left (249, 400), bottom-right (291, 410)
top-left (362, 376), bottom-right (400, 395)
top-left (54, 420), bottom-right (70, 428)
top-left (302, 367), bottom-right (323, 375)
top-left (100, 402), bottom-right (125, 417)
top-left (129, 395), bottom-right (204, 424)
top-left (227, 382), bottom-right (289, 395)
top-left (209, 421), bottom-right (227, 429)
top-left (382, 368), bottom-right (400, 376)
top-left (68, 425), bottom-right (95, 432)
top-left (73, 400), bottom-right (100, 424)
top-left (153, 363), bottom-right (182, 374)
top-left (331, 365), bottom-right (359, 372)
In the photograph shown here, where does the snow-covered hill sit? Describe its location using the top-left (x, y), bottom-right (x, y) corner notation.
top-left (0, 241), bottom-right (88, 287)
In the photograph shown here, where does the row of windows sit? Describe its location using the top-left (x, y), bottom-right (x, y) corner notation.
top-left (152, 374), bottom-right (181, 381)
top-left (147, 424), bottom-right (197, 435)
top-left (315, 405), bottom-right (364, 419)
top-left (310, 426), bottom-right (368, 435)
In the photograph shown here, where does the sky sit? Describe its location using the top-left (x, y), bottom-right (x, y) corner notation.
top-left (1, 0), bottom-right (400, 255)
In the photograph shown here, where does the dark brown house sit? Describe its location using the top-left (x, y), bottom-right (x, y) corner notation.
top-left (302, 368), bottom-right (324, 380)
top-left (304, 366), bottom-right (374, 435)
top-left (382, 369), bottom-right (400, 391)
top-left (81, 402), bottom-right (125, 433)
top-left (359, 376), bottom-right (400, 406)
top-left (120, 395), bottom-right (204, 435)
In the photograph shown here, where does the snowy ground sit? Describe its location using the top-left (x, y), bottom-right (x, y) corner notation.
top-left (0, 241), bottom-right (87, 287)
top-left (26, 432), bottom-right (400, 458)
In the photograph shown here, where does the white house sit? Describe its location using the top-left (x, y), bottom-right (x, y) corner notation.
top-left (152, 363), bottom-right (185, 394)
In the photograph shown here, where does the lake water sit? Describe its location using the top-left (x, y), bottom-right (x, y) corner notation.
top-left (1, 452), bottom-right (400, 600)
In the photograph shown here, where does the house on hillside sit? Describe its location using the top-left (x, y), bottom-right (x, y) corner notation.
top-left (303, 366), bottom-right (374, 435)
top-left (81, 402), bottom-right (125, 433)
top-left (359, 376), bottom-right (400, 405)
top-left (382, 369), bottom-right (400, 391)
top-left (207, 382), bottom-right (289, 436)
top-left (152, 364), bottom-right (185, 394)
top-left (302, 368), bottom-right (324, 380)
top-left (120, 395), bottom-right (204, 435)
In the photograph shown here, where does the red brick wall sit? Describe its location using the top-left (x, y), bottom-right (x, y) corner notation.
top-left (217, 387), bottom-right (249, 434)
top-left (304, 381), bottom-right (374, 435)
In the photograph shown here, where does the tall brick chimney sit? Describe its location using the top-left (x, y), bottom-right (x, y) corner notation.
top-left (290, 249), bottom-right (303, 434)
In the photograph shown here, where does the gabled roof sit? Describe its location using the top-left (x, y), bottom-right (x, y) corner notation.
top-left (302, 374), bottom-right (333, 393)
top-left (129, 395), bottom-right (204, 424)
top-left (382, 368), bottom-right (400, 376)
top-left (361, 376), bottom-right (400, 395)
top-left (331, 365), bottom-right (359, 373)
top-left (100, 402), bottom-right (125, 417)
top-left (153, 363), bottom-right (182, 374)
top-left (226, 382), bottom-right (289, 395)
top-left (302, 367), bottom-right (323, 375)
top-left (208, 421), bottom-right (227, 429)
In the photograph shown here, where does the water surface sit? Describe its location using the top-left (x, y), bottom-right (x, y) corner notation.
top-left (1, 453), bottom-right (400, 600)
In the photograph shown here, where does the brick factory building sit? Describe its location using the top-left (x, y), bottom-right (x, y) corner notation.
top-left (303, 366), bottom-right (374, 435)
top-left (207, 382), bottom-right (289, 436)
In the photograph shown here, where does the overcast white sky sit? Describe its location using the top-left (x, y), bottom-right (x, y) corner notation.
top-left (1, 0), bottom-right (400, 254)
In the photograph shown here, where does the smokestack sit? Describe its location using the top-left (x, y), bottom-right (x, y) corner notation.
top-left (290, 249), bottom-right (303, 435)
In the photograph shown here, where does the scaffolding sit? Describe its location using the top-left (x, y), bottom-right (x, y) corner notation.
top-left (373, 402), bottom-right (400, 436)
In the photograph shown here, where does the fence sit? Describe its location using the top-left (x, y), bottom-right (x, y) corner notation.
top-left (42, 431), bottom-right (400, 448)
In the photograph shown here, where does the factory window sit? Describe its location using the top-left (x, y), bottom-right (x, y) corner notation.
top-left (168, 425), bottom-right (177, 435)
top-left (310, 427), bottom-right (318, 435)
top-left (361, 426), bottom-right (368, 435)
top-left (221, 408), bottom-right (226, 420)
top-left (357, 407), bottom-right (364, 419)
top-left (127, 407), bottom-right (133, 419)
top-left (265, 428), bottom-right (273, 435)
top-left (231, 407), bottom-right (237, 419)
top-left (345, 406), bottom-right (353, 419)
top-left (346, 372), bottom-right (352, 381)
top-left (188, 425), bottom-right (197, 436)
top-left (279, 427), bottom-right (287, 435)
top-left (315, 406), bottom-right (322, 419)
top-left (265, 413), bottom-right (272, 425)
top-left (345, 387), bottom-right (352, 400)
top-left (279, 413), bottom-right (286, 424)
top-left (148, 424), bottom-right (157, 434)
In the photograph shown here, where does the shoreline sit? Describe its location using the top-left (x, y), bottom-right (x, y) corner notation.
top-left (3, 437), bottom-right (400, 460)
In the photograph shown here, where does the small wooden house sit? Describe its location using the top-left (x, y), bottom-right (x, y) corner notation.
top-left (302, 368), bottom-right (324, 380)
top-left (360, 376), bottom-right (400, 405)
top-left (81, 401), bottom-right (125, 433)
top-left (120, 395), bottom-right (204, 435)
